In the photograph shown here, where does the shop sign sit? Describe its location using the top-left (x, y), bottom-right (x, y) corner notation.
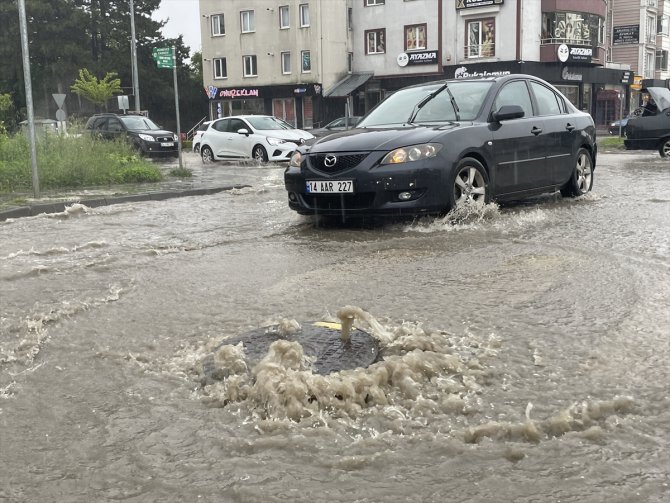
top-left (397, 51), bottom-right (438, 67)
top-left (631, 75), bottom-right (643, 91)
top-left (613, 25), bottom-right (639, 45)
top-left (294, 88), bottom-right (307, 94)
top-left (456, 0), bottom-right (503, 9)
top-left (557, 44), bottom-right (593, 63)
top-left (218, 88), bottom-right (260, 98)
top-left (561, 67), bottom-right (583, 82)
top-left (621, 71), bottom-right (632, 85)
top-left (453, 66), bottom-right (511, 79)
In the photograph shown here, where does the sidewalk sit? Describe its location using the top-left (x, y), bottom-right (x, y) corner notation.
top-left (0, 152), bottom-right (258, 221)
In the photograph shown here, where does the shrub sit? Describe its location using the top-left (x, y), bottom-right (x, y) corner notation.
top-left (169, 167), bottom-right (192, 178)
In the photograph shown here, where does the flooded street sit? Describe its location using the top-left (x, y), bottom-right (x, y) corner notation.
top-left (1, 151), bottom-right (669, 502)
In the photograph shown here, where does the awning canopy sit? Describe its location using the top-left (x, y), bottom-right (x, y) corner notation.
top-left (323, 72), bottom-right (374, 98)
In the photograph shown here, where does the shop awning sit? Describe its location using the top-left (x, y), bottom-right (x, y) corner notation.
top-left (323, 72), bottom-right (374, 98)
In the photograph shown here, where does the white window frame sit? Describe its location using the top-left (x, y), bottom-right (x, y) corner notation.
top-left (301, 50), bottom-right (311, 73)
top-left (279, 6), bottom-right (290, 29)
top-left (243, 55), bottom-right (258, 77)
top-left (299, 4), bottom-right (310, 27)
top-left (365, 0), bottom-right (385, 6)
top-left (241, 10), bottom-right (255, 33)
top-left (213, 58), bottom-right (227, 79)
top-left (405, 24), bottom-right (426, 51)
top-left (281, 52), bottom-right (291, 74)
top-left (211, 14), bottom-right (225, 36)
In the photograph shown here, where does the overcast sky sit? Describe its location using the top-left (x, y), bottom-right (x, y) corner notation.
top-left (153, 0), bottom-right (202, 53)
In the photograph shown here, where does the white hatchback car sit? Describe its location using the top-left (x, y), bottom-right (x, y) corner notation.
top-left (199, 115), bottom-right (314, 163)
top-left (192, 121), bottom-right (212, 153)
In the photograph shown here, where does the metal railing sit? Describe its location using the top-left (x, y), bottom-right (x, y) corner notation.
top-left (186, 116), bottom-right (207, 140)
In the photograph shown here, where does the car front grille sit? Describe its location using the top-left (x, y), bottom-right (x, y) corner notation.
top-left (308, 153), bottom-right (369, 174)
top-left (300, 193), bottom-right (375, 210)
top-left (155, 135), bottom-right (173, 142)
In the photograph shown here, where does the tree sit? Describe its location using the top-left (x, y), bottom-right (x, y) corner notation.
top-left (0, 93), bottom-right (15, 133)
top-left (70, 69), bottom-right (122, 109)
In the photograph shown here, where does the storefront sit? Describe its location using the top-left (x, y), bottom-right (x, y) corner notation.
top-left (441, 61), bottom-right (633, 128)
top-left (204, 83), bottom-right (324, 129)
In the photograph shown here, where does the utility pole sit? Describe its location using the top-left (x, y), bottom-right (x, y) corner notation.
top-left (17, 0), bottom-right (40, 198)
top-left (130, 0), bottom-right (140, 112)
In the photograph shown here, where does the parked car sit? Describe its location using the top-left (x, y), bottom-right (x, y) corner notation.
top-left (85, 113), bottom-right (178, 157)
top-left (624, 87), bottom-right (670, 156)
top-left (192, 121), bottom-right (212, 153)
top-left (285, 74), bottom-right (596, 218)
top-left (310, 116), bottom-right (362, 138)
top-left (199, 115), bottom-right (314, 163)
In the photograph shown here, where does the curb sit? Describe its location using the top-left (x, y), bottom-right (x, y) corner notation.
top-left (0, 185), bottom-right (250, 222)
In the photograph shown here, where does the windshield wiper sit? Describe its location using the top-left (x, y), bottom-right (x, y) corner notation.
top-left (407, 83), bottom-right (460, 123)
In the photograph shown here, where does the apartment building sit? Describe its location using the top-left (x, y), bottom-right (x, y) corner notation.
top-left (199, 0), bottom-right (634, 130)
top-left (199, 0), bottom-right (352, 128)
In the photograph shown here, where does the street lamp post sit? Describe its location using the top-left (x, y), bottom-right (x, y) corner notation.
top-left (130, 0), bottom-right (140, 112)
top-left (17, 0), bottom-right (40, 198)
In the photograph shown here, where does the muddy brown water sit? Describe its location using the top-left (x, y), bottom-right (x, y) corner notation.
top-left (1, 152), bottom-right (669, 502)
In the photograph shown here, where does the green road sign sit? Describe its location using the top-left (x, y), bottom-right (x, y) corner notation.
top-left (153, 47), bottom-right (174, 69)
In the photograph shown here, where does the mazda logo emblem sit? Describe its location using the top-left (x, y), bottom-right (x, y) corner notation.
top-left (324, 155), bottom-right (337, 167)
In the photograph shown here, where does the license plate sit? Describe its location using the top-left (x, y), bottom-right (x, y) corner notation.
top-left (306, 180), bottom-right (354, 193)
top-left (161, 142), bottom-right (175, 147)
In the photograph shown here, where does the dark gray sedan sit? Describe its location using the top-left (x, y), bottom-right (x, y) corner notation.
top-left (284, 74), bottom-right (596, 218)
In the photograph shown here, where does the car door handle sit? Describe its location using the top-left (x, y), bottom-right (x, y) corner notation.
top-left (531, 126), bottom-right (543, 135)
top-left (566, 123), bottom-right (575, 132)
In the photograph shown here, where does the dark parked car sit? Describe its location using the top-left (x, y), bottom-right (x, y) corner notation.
top-left (285, 74), bottom-right (596, 218)
top-left (310, 116), bottom-right (361, 138)
top-left (624, 87), bottom-right (670, 156)
top-left (85, 113), bottom-right (178, 157)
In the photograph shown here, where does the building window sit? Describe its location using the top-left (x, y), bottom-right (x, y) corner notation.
top-left (213, 58), bottom-right (227, 79)
top-left (348, 52), bottom-right (353, 73)
top-left (299, 4), bottom-right (310, 27)
top-left (467, 18), bottom-right (494, 58)
top-left (347, 8), bottom-right (353, 30)
top-left (405, 24), bottom-right (426, 51)
top-left (365, 29), bottom-right (385, 54)
top-left (541, 11), bottom-right (603, 47)
top-left (279, 5), bottom-right (289, 29)
top-left (647, 15), bottom-right (656, 43)
top-left (656, 49), bottom-right (668, 72)
top-left (365, 0), bottom-right (385, 6)
top-left (211, 14), bottom-right (225, 36)
top-left (241, 10), bottom-right (255, 33)
top-left (243, 55), bottom-right (257, 77)
top-left (645, 51), bottom-right (655, 78)
top-left (281, 52), bottom-right (291, 74)
top-left (301, 50), bottom-right (311, 72)
top-left (658, 15), bottom-right (669, 35)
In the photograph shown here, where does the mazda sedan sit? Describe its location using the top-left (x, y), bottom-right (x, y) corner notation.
top-left (200, 115), bottom-right (314, 163)
top-left (284, 74), bottom-right (596, 218)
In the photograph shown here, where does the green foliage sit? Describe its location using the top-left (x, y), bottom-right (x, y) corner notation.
top-left (598, 136), bottom-right (624, 150)
top-left (182, 140), bottom-right (192, 149)
top-left (0, 133), bottom-right (162, 192)
top-left (169, 167), bottom-right (192, 178)
top-left (71, 69), bottom-right (122, 108)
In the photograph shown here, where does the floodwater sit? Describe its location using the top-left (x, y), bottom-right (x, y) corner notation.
top-left (1, 152), bottom-right (669, 502)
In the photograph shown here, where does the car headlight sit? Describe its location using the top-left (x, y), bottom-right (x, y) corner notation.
top-left (380, 143), bottom-right (442, 165)
top-left (173, 134), bottom-right (179, 141)
top-left (138, 134), bottom-right (154, 142)
top-left (289, 151), bottom-right (302, 167)
top-left (266, 137), bottom-right (288, 146)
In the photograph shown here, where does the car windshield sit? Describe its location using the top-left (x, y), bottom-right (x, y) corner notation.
top-left (358, 81), bottom-right (493, 127)
top-left (120, 116), bottom-right (161, 130)
top-left (246, 116), bottom-right (290, 131)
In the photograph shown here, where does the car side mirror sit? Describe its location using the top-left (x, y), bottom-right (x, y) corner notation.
top-left (492, 105), bottom-right (525, 122)
top-left (237, 128), bottom-right (250, 136)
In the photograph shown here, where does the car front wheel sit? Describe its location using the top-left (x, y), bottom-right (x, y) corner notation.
top-left (201, 145), bottom-right (215, 163)
top-left (561, 148), bottom-right (593, 197)
top-left (252, 145), bottom-right (268, 163)
top-left (449, 158), bottom-right (490, 210)
top-left (658, 139), bottom-right (670, 158)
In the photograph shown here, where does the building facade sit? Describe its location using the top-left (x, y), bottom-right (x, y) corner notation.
top-left (199, 0), bottom-right (635, 130)
top-left (199, 0), bottom-right (353, 128)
